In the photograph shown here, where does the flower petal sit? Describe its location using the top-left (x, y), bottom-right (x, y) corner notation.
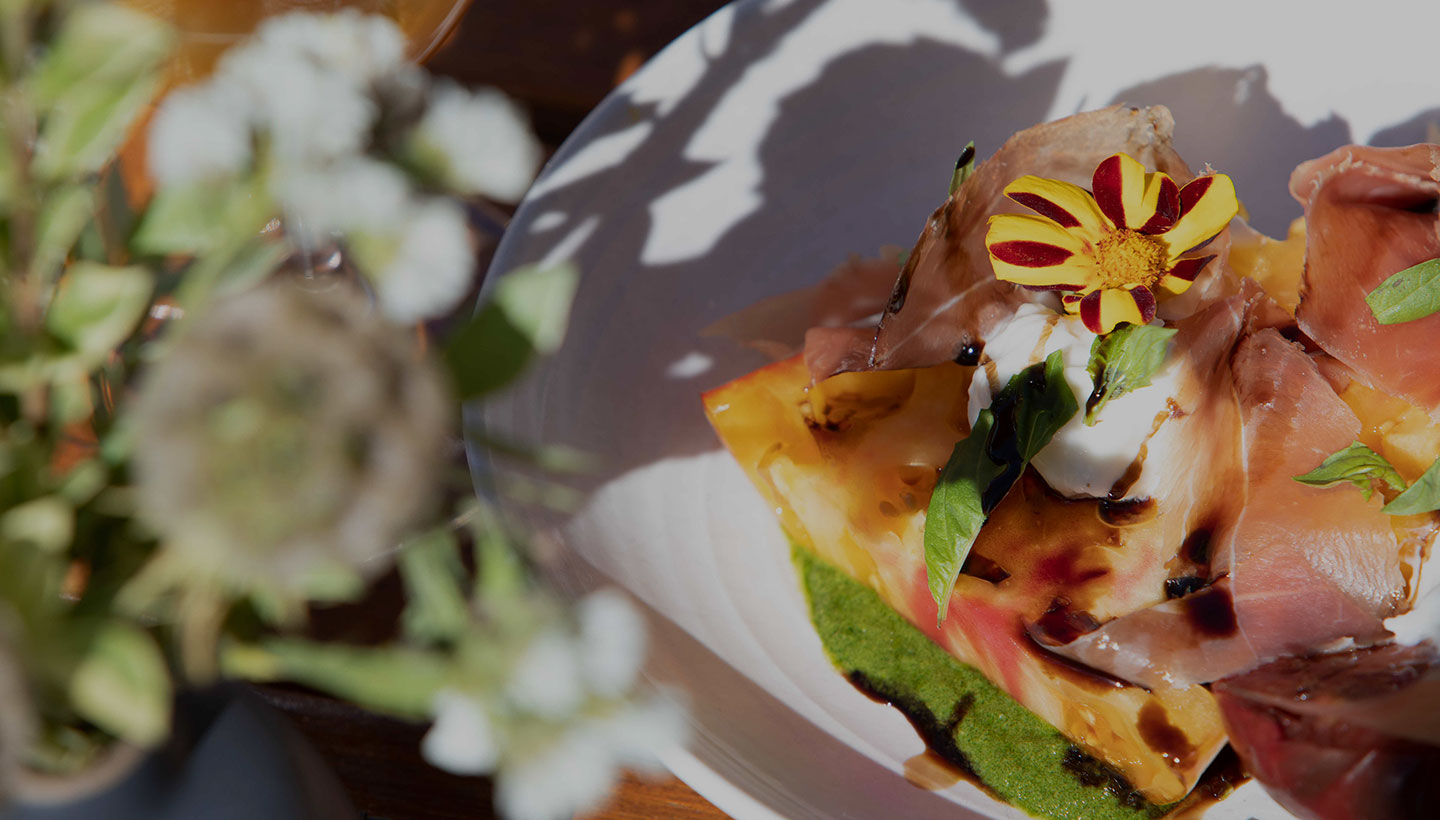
top-left (1127, 284), bottom-right (1158, 323)
top-left (1158, 254), bottom-right (1216, 295)
top-left (1004, 175), bottom-right (1111, 238)
top-left (1079, 287), bottom-right (1149, 334)
top-left (1137, 173), bottom-right (1181, 234)
top-left (1092, 153), bottom-right (1150, 230)
top-left (986, 214), bottom-right (1096, 288)
top-left (1162, 174), bottom-right (1239, 256)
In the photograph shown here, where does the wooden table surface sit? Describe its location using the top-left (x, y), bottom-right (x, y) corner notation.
top-left (265, 2), bottom-right (736, 819)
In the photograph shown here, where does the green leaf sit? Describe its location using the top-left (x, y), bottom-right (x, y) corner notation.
top-left (1294, 440), bottom-right (1406, 501)
top-left (30, 5), bottom-right (174, 106)
top-left (221, 640), bottom-right (450, 720)
top-left (924, 409), bottom-right (1004, 624)
top-left (29, 4), bottom-right (174, 181)
top-left (399, 529), bottom-right (470, 644)
top-left (948, 141), bottom-right (976, 196)
top-left (131, 176), bottom-right (274, 257)
top-left (924, 351), bottom-right (1077, 623)
top-left (1007, 350), bottom-right (1080, 463)
top-left (1, 496), bottom-right (73, 552)
top-left (68, 622), bottom-right (172, 747)
top-left (1366, 258), bottom-right (1440, 325)
top-left (33, 184), bottom-right (95, 284)
top-left (1084, 323), bottom-right (1178, 425)
top-left (46, 261), bottom-right (152, 360)
top-left (445, 263), bottom-right (579, 399)
top-left (1384, 456), bottom-right (1440, 515)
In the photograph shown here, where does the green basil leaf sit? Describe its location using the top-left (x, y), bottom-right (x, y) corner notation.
top-left (924, 409), bottom-right (1004, 625)
top-left (1366, 258), bottom-right (1440, 325)
top-left (924, 351), bottom-right (1077, 624)
top-left (1008, 350), bottom-right (1080, 462)
top-left (1383, 456), bottom-right (1440, 515)
top-left (1084, 322), bottom-right (1177, 425)
top-left (1293, 440), bottom-right (1406, 501)
top-left (445, 263), bottom-right (578, 399)
top-left (948, 141), bottom-right (976, 196)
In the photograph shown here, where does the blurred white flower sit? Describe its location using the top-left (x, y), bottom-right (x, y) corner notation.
top-left (576, 589), bottom-right (647, 699)
top-left (250, 9), bottom-right (406, 85)
top-left (415, 82), bottom-right (543, 202)
top-left (505, 630), bottom-right (584, 720)
top-left (494, 695), bottom-right (689, 820)
top-left (421, 690), bottom-right (500, 776)
top-left (496, 721), bottom-right (617, 820)
top-left (147, 80), bottom-right (253, 185)
top-left (369, 198), bottom-right (475, 324)
top-left (217, 46), bottom-right (375, 164)
top-left (274, 156), bottom-right (411, 238)
top-left (601, 694), bottom-right (689, 774)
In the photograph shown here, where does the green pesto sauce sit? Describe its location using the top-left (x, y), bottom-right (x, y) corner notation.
top-left (793, 542), bottom-right (1175, 820)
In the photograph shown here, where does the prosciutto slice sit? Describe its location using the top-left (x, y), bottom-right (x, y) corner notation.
top-left (804, 105), bottom-right (1200, 380)
top-left (1293, 144), bottom-right (1440, 414)
top-left (1214, 643), bottom-right (1440, 820)
top-left (1045, 328), bottom-right (1404, 689)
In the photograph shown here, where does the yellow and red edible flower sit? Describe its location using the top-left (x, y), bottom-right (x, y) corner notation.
top-left (985, 153), bottom-right (1239, 334)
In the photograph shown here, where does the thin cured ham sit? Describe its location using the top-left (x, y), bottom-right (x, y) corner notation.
top-left (804, 105), bottom-right (1202, 380)
top-left (1044, 328), bottom-right (1404, 689)
top-left (1214, 644), bottom-right (1440, 820)
top-left (1293, 144), bottom-right (1440, 414)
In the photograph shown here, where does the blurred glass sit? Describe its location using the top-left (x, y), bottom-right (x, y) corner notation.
top-left (124, 0), bottom-right (472, 82)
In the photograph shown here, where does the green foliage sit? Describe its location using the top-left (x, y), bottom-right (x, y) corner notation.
top-left (948, 140), bottom-right (976, 196)
top-left (1383, 456), bottom-right (1440, 515)
top-left (223, 640), bottom-right (451, 720)
top-left (68, 622), bottom-right (172, 747)
top-left (33, 183), bottom-right (94, 283)
top-left (1084, 322), bottom-right (1177, 425)
top-left (131, 176), bottom-right (275, 258)
top-left (924, 352), bottom-right (1077, 623)
top-left (46, 261), bottom-right (152, 362)
top-left (446, 262), bottom-right (579, 399)
top-left (1293, 440), bottom-right (1406, 501)
top-left (1366, 257), bottom-right (1440, 325)
top-left (399, 529), bottom-right (471, 645)
top-left (924, 409), bottom-right (1003, 624)
top-left (29, 4), bottom-right (174, 181)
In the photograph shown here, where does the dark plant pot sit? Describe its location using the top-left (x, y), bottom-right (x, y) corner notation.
top-left (5, 686), bottom-right (355, 820)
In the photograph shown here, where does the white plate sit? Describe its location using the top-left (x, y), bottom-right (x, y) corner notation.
top-left (471, 2), bottom-right (1440, 817)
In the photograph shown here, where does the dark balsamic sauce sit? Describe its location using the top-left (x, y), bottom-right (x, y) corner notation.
top-left (1164, 576), bottom-right (1209, 600)
top-left (1061, 746), bottom-right (1151, 810)
top-left (1164, 747), bottom-right (1249, 819)
top-left (1098, 496), bottom-right (1157, 527)
top-left (1030, 597), bottom-right (1101, 645)
top-left (845, 671), bottom-right (996, 798)
top-left (1137, 702), bottom-right (1197, 770)
top-left (1181, 583), bottom-right (1238, 637)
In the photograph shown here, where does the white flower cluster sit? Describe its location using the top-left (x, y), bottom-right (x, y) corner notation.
top-left (420, 589), bottom-right (688, 820)
top-left (146, 10), bottom-right (544, 324)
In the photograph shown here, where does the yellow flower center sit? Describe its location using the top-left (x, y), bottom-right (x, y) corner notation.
top-left (1094, 230), bottom-right (1168, 289)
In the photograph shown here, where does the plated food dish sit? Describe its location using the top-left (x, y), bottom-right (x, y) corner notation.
top-left (703, 105), bottom-right (1440, 819)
